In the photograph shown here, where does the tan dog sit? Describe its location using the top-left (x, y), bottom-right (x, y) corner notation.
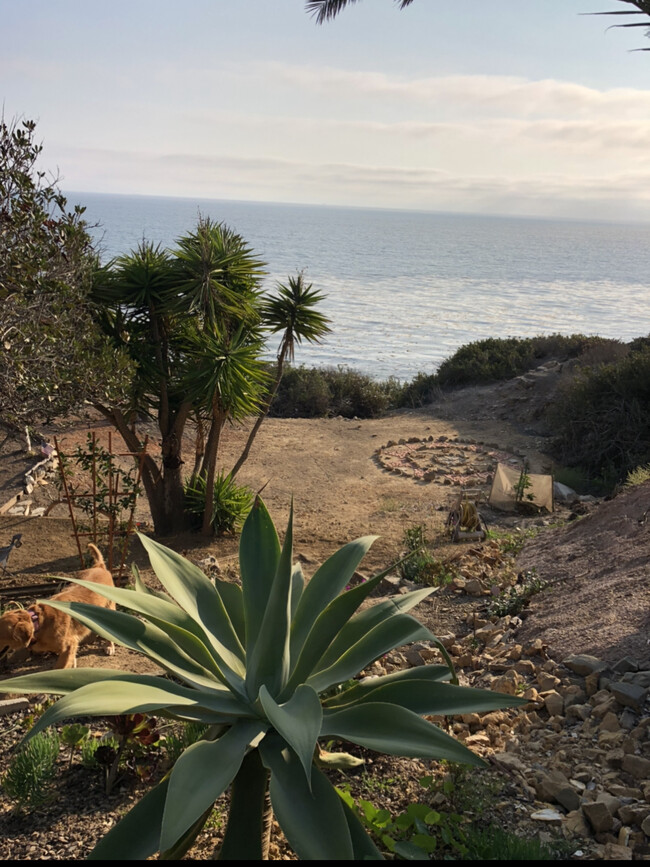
top-left (0, 544), bottom-right (115, 669)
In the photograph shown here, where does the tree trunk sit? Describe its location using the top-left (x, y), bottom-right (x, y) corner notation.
top-left (200, 402), bottom-right (225, 536)
top-left (216, 750), bottom-right (271, 861)
top-left (229, 355), bottom-right (285, 480)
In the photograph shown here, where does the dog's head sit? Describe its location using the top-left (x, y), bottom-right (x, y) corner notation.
top-left (0, 609), bottom-right (35, 654)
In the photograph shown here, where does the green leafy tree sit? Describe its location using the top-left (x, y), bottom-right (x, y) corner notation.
top-left (0, 499), bottom-right (524, 860)
top-left (0, 117), bottom-right (132, 437)
top-left (93, 221), bottom-right (270, 535)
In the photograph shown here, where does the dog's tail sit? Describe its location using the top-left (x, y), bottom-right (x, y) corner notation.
top-left (87, 543), bottom-right (106, 569)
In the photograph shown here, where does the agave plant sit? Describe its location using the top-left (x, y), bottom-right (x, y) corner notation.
top-left (0, 499), bottom-right (522, 860)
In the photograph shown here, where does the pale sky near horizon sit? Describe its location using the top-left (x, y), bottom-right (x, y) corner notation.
top-left (3, 0), bottom-right (650, 221)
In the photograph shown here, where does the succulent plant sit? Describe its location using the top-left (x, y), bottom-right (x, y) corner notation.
top-left (0, 499), bottom-right (522, 859)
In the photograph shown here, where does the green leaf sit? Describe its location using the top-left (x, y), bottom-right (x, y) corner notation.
top-left (289, 535), bottom-right (377, 659)
top-left (320, 703), bottom-right (486, 765)
top-left (326, 679), bottom-right (525, 715)
top-left (393, 840), bottom-right (431, 860)
top-left (161, 720), bottom-right (266, 850)
top-left (25, 680), bottom-right (210, 740)
top-left (283, 562), bottom-right (425, 698)
top-left (239, 497), bottom-right (281, 653)
top-left (215, 579), bottom-right (245, 645)
top-left (0, 667), bottom-right (146, 696)
top-left (258, 684), bottom-right (322, 784)
top-left (31, 600), bottom-right (226, 691)
top-left (315, 587), bottom-right (435, 672)
top-left (260, 736), bottom-right (354, 860)
top-left (138, 534), bottom-right (245, 668)
top-left (88, 777), bottom-right (170, 860)
top-left (338, 795), bottom-right (385, 860)
top-left (308, 613), bottom-right (434, 693)
top-left (245, 505), bottom-right (294, 699)
top-left (56, 576), bottom-right (246, 690)
top-left (322, 665), bottom-right (452, 708)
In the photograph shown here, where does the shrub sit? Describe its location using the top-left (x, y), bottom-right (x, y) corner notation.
top-left (1, 730), bottom-right (60, 808)
top-left (435, 334), bottom-right (621, 388)
top-left (393, 371), bottom-right (441, 408)
top-left (399, 526), bottom-right (458, 586)
top-left (184, 472), bottom-right (253, 535)
top-left (0, 499), bottom-right (524, 860)
top-left (547, 345), bottom-right (650, 485)
top-left (269, 365), bottom-right (331, 417)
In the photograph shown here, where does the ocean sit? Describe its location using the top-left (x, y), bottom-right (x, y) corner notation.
top-left (69, 191), bottom-right (650, 381)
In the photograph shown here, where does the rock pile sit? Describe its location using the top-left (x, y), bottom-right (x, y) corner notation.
top-left (0, 445), bottom-right (58, 518)
top-left (364, 603), bottom-right (649, 860)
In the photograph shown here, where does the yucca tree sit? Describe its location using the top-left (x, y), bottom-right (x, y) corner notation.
top-left (0, 500), bottom-right (523, 860)
top-left (230, 273), bottom-right (332, 479)
top-left (93, 220), bottom-right (270, 535)
top-left (307, 0), bottom-right (650, 52)
top-left (306, 0), bottom-right (414, 24)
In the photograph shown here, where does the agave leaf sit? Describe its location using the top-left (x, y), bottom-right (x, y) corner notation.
top-left (239, 497), bottom-right (281, 653)
top-left (0, 668), bottom-right (144, 696)
top-left (161, 720), bottom-right (267, 851)
top-left (215, 579), bottom-right (245, 645)
top-left (284, 562), bottom-right (425, 697)
top-left (316, 587), bottom-right (435, 673)
top-left (315, 749), bottom-right (365, 769)
top-left (132, 562), bottom-right (173, 603)
top-left (308, 613), bottom-right (434, 693)
top-left (324, 679), bottom-right (526, 715)
top-left (138, 534), bottom-right (245, 665)
top-left (320, 702), bottom-right (485, 765)
top-left (290, 563), bottom-right (305, 622)
top-left (322, 665), bottom-right (452, 708)
top-left (52, 577), bottom-right (246, 687)
top-left (338, 794), bottom-right (385, 860)
top-left (258, 684), bottom-right (322, 785)
top-left (25, 680), bottom-right (211, 741)
top-left (89, 776), bottom-right (170, 860)
top-left (245, 506), bottom-right (294, 699)
top-left (260, 736), bottom-right (354, 860)
top-left (39, 600), bottom-right (227, 691)
top-left (289, 535), bottom-right (377, 659)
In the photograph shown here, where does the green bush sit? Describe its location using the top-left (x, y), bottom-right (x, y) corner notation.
top-left (2, 730), bottom-right (60, 807)
top-left (184, 472), bottom-right (253, 535)
top-left (436, 334), bottom-right (622, 388)
top-left (547, 345), bottom-right (650, 485)
top-left (269, 365), bottom-right (331, 417)
top-left (271, 365), bottom-right (399, 418)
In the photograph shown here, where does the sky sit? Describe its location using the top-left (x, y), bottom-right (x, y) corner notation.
top-left (3, 0), bottom-right (650, 221)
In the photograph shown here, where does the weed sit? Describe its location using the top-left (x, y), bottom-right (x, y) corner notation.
top-left (398, 525), bottom-right (458, 586)
top-left (486, 570), bottom-right (547, 618)
top-left (162, 722), bottom-right (210, 766)
top-left (184, 471), bottom-right (253, 535)
top-left (463, 824), bottom-right (568, 860)
top-left (2, 730), bottom-right (60, 808)
top-left (625, 463), bottom-right (650, 487)
top-left (60, 723), bottom-right (90, 768)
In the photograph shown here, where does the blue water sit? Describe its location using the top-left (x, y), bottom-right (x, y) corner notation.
top-left (69, 191), bottom-right (650, 380)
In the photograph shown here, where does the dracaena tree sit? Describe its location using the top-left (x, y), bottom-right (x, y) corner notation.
top-left (0, 500), bottom-right (524, 860)
top-left (307, 0), bottom-right (650, 51)
top-left (93, 224), bottom-right (331, 536)
top-left (93, 223), bottom-right (265, 536)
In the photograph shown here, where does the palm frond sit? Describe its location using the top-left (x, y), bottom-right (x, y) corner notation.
top-left (306, 0), bottom-right (414, 24)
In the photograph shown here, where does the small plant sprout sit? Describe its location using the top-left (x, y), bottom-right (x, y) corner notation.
top-left (0, 499), bottom-right (524, 860)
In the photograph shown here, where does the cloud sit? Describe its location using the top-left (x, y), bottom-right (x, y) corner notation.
top-left (56, 144), bottom-right (650, 221)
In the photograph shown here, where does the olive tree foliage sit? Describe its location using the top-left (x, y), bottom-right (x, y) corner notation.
top-left (0, 118), bottom-right (132, 438)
